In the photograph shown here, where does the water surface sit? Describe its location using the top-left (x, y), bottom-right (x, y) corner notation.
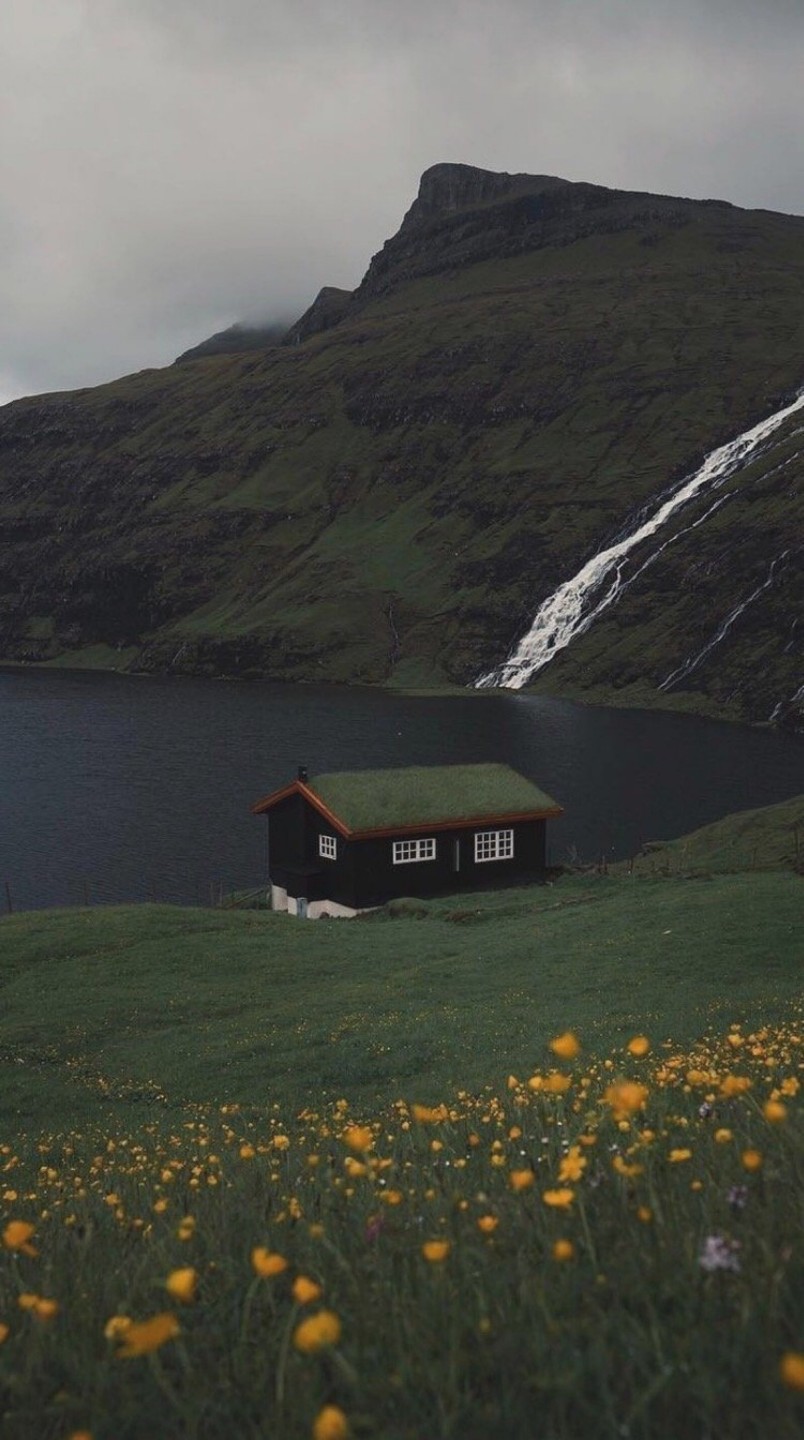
top-left (1, 667), bottom-right (802, 911)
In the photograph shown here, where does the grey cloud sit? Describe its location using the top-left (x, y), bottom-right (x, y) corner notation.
top-left (2, 0), bottom-right (803, 401)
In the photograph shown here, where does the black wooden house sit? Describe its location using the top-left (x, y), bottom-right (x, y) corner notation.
top-left (251, 763), bottom-right (563, 917)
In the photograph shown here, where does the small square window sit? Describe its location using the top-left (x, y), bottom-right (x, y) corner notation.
top-left (319, 833), bottom-right (337, 860)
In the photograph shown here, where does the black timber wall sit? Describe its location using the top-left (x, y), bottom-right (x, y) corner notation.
top-left (264, 799), bottom-right (549, 909)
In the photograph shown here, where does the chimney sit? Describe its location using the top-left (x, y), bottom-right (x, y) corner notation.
top-left (298, 765), bottom-right (308, 783)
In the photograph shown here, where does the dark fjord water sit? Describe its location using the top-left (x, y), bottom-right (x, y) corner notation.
top-left (1, 666), bottom-right (803, 912)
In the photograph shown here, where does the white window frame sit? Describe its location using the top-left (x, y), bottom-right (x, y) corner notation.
top-left (392, 837), bottom-right (436, 865)
top-left (474, 828), bottom-right (514, 863)
top-left (319, 833), bottom-right (337, 861)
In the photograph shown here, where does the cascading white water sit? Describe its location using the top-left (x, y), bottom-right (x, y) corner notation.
top-left (659, 550), bottom-right (791, 692)
top-left (476, 389), bottom-right (804, 689)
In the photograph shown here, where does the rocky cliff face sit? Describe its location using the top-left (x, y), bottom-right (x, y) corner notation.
top-left (1, 164), bottom-right (802, 725)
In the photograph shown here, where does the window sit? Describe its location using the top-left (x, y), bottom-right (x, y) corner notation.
top-left (392, 837), bottom-right (436, 865)
top-left (319, 833), bottom-right (337, 860)
top-left (474, 829), bottom-right (514, 862)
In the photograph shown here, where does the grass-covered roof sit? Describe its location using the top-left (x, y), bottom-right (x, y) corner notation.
top-left (308, 763), bottom-right (561, 833)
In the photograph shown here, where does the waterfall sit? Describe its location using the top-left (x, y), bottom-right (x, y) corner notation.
top-left (476, 389), bottom-right (804, 689)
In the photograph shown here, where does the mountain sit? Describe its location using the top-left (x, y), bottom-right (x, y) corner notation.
top-left (174, 320), bottom-right (289, 364)
top-left (1, 162), bottom-right (803, 726)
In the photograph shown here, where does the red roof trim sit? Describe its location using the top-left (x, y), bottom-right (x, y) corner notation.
top-left (252, 782), bottom-right (563, 837)
top-left (251, 781), bottom-right (353, 837)
top-left (348, 807), bottom-right (563, 839)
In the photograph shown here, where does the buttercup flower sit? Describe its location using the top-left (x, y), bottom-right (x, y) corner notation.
top-left (165, 1267), bottom-right (197, 1304)
top-left (509, 1170), bottom-right (535, 1193)
top-left (312, 1405), bottom-right (349, 1440)
top-left (477, 1215), bottom-right (499, 1235)
top-left (422, 1240), bottom-right (450, 1262)
top-left (780, 1352), bottom-right (804, 1392)
top-left (542, 1189), bottom-right (575, 1208)
top-left (251, 1248), bottom-right (288, 1278)
top-left (604, 1083), bottom-right (649, 1120)
top-left (293, 1309), bottom-right (342, 1354)
top-left (2, 1221), bottom-right (37, 1257)
top-left (116, 1312), bottom-right (180, 1358)
top-left (552, 1239), bottom-right (575, 1261)
top-left (549, 1032), bottom-right (580, 1061)
top-left (627, 1036), bottom-right (650, 1057)
top-left (293, 1276), bottom-right (323, 1305)
top-left (558, 1147), bottom-right (586, 1183)
top-left (342, 1125), bottom-right (373, 1153)
top-left (411, 1104), bottom-right (449, 1124)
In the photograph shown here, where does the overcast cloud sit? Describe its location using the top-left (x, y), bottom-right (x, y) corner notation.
top-left (2, 0), bottom-right (803, 403)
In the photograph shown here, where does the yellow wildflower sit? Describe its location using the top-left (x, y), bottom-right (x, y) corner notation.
top-left (627, 1036), bottom-right (651, 1057)
top-left (2, 1220), bottom-right (37, 1257)
top-left (411, 1104), bottom-right (449, 1124)
top-left (293, 1309), bottom-right (342, 1354)
top-left (508, 1169), bottom-right (535, 1193)
top-left (116, 1312), bottom-right (180, 1358)
top-left (342, 1125), bottom-right (373, 1153)
top-left (763, 1100), bottom-right (787, 1123)
top-left (714, 1128), bottom-right (733, 1143)
top-left (542, 1072), bottom-right (572, 1094)
top-left (0, 1324), bottom-right (9, 1344)
top-left (380, 1189), bottom-right (404, 1206)
top-left (477, 1215), bottom-right (499, 1235)
top-left (780, 1352), bottom-right (804, 1392)
top-left (612, 1155), bottom-right (643, 1178)
top-left (239, 1144), bottom-right (256, 1160)
top-left (422, 1240), bottom-right (450, 1262)
top-left (292, 1276), bottom-right (323, 1305)
top-left (165, 1268), bottom-right (197, 1304)
top-left (104, 1315), bottom-right (132, 1340)
top-left (669, 1149), bottom-right (692, 1163)
top-left (558, 1147), bottom-right (586, 1183)
top-left (719, 1075), bottom-right (752, 1098)
top-left (552, 1239), bottom-right (575, 1261)
top-left (272, 1135), bottom-right (291, 1151)
top-left (741, 1149), bottom-right (763, 1173)
top-left (549, 1031), bottom-right (580, 1061)
top-left (312, 1405), bottom-right (350, 1440)
top-left (780, 1076), bottom-right (799, 1097)
top-left (177, 1216), bottom-right (196, 1241)
top-left (636, 1206), bottom-right (653, 1223)
top-left (251, 1248), bottom-right (288, 1277)
top-left (604, 1082), bottom-right (649, 1120)
top-left (542, 1188), bottom-right (575, 1208)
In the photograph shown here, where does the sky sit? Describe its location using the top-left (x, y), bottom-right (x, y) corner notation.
top-left (2, 0), bottom-right (803, 404)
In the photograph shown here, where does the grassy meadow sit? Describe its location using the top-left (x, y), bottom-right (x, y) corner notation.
top-left (0, 865), bottom-right (803, 1437)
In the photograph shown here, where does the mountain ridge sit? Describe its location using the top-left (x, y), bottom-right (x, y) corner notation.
top-left (1, 163), bottom-right (802, 727)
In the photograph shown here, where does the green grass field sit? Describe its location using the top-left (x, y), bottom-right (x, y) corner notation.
top-left (1, 852), bottom-right (802, 1438)
top-left (1, 870), bottom-right (801, 1130)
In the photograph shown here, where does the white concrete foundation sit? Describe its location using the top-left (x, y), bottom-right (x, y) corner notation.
top-left (269, 882), bottom-right (369, 919)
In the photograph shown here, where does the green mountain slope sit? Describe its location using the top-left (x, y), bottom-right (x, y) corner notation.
top-left (1, 163), bottom-right (802, 722)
